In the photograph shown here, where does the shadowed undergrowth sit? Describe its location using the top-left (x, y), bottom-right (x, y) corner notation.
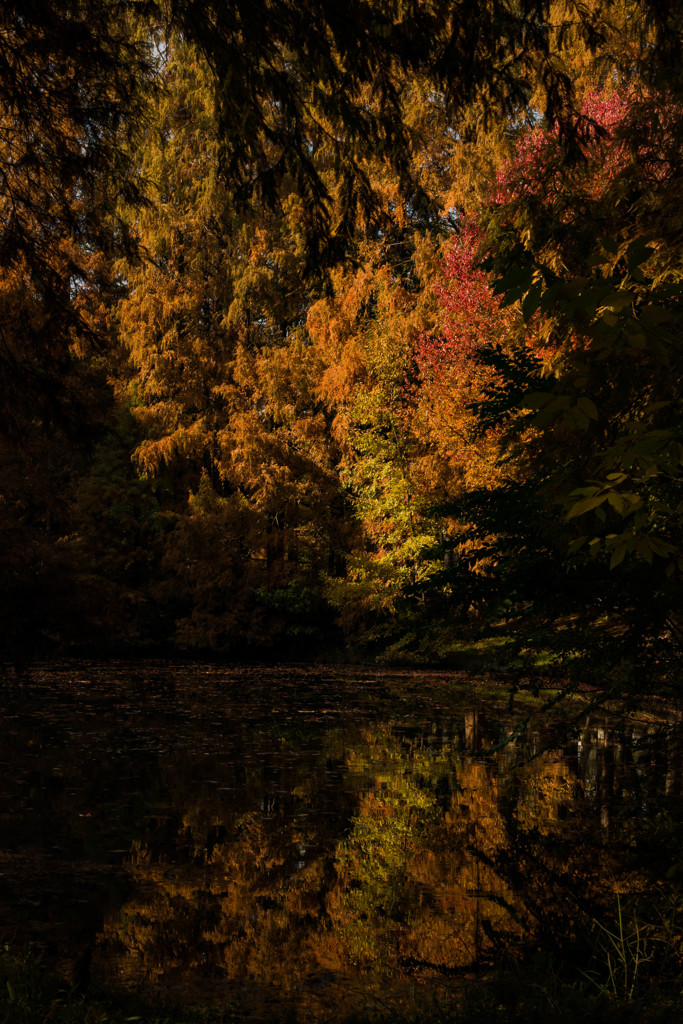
top-left (2, 936), bottom-right (683, 1024)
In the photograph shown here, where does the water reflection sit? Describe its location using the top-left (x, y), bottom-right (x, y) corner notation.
top-left (0, 664), bottom-right (681, 1020)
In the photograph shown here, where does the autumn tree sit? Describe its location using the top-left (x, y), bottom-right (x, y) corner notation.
top-left (115, 38), bottom-right (349, 653)
top-left (5, 0), bottom-right (683, 662)
top-left (304, 74), bottom-right (528, 660)
top-left (168, 0), bottom-right (606, 269)
top-left (435, 3), bottom-right (683, 683)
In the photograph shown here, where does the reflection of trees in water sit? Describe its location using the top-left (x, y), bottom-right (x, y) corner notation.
top-left (103, 731), bottom-right (351, 1005)
top-left (97, 708), bottom-right (683, 1015)
top-left (2, 671), bottom-right (681, 1019)
top-left (330, 742), bottom-right (522, 974)
top-left (111, 813), bottom-right (331, 997)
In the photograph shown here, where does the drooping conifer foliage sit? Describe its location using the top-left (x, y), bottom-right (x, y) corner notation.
top-left (2, 0), bottom-right (683, 682)
top-left (0, 0), bottom-right (156, 659)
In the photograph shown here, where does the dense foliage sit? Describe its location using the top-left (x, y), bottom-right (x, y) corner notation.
top-left (2, 0), bottom-right (683, 686)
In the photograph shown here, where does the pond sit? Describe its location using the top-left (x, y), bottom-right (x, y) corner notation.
top-left (0, 662), bottom-right (681, 1021)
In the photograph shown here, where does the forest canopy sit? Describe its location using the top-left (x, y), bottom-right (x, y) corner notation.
top-left (2, 0), bottom-right (683, 689)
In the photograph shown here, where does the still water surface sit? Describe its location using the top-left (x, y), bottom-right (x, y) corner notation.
top-left (0, 663), bottom-right (680, 1020)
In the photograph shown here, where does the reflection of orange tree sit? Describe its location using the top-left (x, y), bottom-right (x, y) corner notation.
top-left (105, 810), bottom-right (330, 1002)
top-left (490, 749), bottom-right (649, 958)
top-left (513, 757), bottom-right (583, 837)
top-left (326, 729), bottom-right (528, 975)
top-left (100, 721), bottom-right (645, 1009)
